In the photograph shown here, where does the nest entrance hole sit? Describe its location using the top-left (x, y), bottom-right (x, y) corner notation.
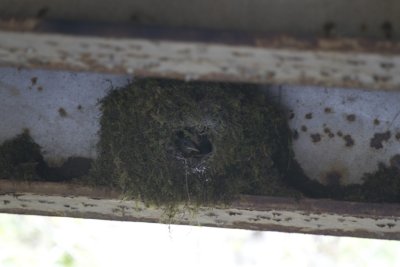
top-left (175, 129), bottom-right (213, 158)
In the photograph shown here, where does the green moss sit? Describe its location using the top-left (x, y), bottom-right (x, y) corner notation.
top-left (0, 130), bottom-right (44, 181)
top-left (90, 79), bottom-right (295, 206)
top-left (0, 130), bottom-right (93, 182)
top-left (344, 164), bottom-right (400, 203)
top-left (290, 162), bottom-right (400, 203)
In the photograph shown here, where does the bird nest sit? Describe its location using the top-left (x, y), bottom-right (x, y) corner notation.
top-left (90, 79), bottom-right (294, 206)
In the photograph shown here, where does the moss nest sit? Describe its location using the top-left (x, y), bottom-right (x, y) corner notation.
top-left (287, 161), bottom-right (400, 203)
top-left (90, 79), bottom-right (295, 206)
top-left (343, 163), bottom-right (400, 203)
top-left (0, 130), bottom-right (44, 181)
top-left (0, 130), bottom-right (92, 182)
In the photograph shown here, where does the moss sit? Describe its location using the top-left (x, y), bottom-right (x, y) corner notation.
top-left (344, 164), bottom-right (400, 203)
top-left (289, 161), bottom-right (400, 203)
top-left (90, 78), bottom-right (295, 206)
top-left (0, 130), bottom-right (92, 182)
top-left (0, 130), bottom-right (44, 181)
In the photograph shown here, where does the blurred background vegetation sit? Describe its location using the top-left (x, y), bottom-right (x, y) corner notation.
top-left (0, 214), bottom-right (399, 267)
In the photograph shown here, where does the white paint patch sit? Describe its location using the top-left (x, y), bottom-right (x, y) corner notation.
top-left (0, 67), bottom-right (128, 164)
top-left (268, 85), bottom-right (400, 184)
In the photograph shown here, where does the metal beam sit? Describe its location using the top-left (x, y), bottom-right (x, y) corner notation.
top-left (0, 26), bottom-right (399, 91)
top-left (0, 0), bottom-right (399, 40)
top-left (1, 180), bottom-right (400, 240)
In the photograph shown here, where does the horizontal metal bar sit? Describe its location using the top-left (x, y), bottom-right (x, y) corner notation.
top-left (1, 0), bottom-right (399, 40)
top-left (0, 28), bottom-right (399, 91)
top-left (1, 180), bottom-right (400, 240)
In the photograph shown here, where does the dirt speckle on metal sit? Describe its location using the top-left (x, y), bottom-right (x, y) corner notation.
top-left (30, 77), bottom-right (37, 86)
top-left (323, 128), bottom-right (335, 138)
top-left (310, 133), bottom-right (321, 143)
top-left (346, 114), bottom-right (356, 122)
top-left (370, 131), bottom-right (391, 149)
top-left (305, 113), bottom-right (313, 119)
top-left (343, 134), bottom-right (355, 147)
top-left (58, 108), bottom-right (68, 117)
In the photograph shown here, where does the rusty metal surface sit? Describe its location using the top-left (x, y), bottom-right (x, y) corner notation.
top-left (0, 29), bottom-right (399, 91)
top-left (1, 180), bottom-right (400, 240)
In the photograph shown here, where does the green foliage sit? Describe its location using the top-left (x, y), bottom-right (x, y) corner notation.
top-left (90, 79), bottom-right (294, 206)
top-left (57, 252), bottom-right (75, 267)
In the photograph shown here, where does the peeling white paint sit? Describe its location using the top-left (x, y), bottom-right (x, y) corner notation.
top-left (0, 31), bottom-right (400, 90)
top-left (1, 193), bottom-right (399, 239)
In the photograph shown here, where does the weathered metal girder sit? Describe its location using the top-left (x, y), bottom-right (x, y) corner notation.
top-left (1, 180), bottom-right (400, 240)
top-left (0, 20), bottom-right (399, 91)
top-left (1, 0), bottom-right (399, 40)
